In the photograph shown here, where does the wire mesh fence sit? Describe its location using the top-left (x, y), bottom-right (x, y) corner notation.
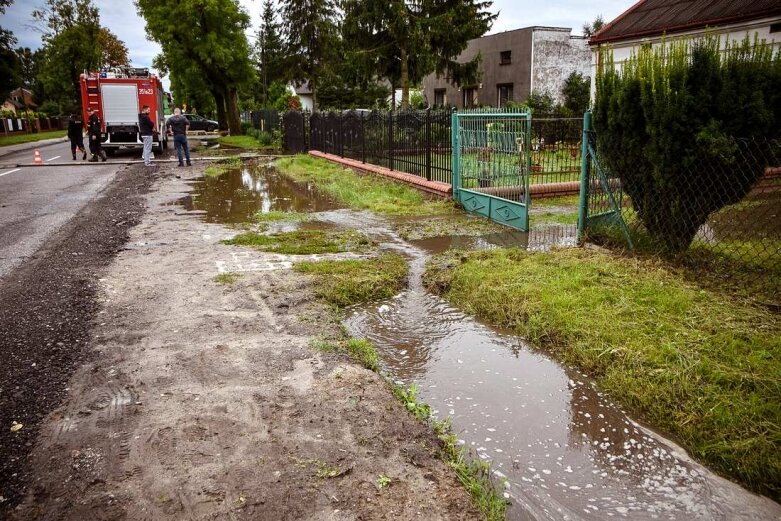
top-left (585, 129), bottom-right (781, 297)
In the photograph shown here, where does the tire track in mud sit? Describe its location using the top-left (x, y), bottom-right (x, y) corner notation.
top-left (0, 165), bottom-right (152, 514)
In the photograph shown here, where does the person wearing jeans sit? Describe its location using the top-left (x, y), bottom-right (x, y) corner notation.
top-left (166, 107), bottom-right (191, 167)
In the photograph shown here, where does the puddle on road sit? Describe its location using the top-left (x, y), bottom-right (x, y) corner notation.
top-left (185, 164), bottom-right (779, 519)
top-left (185, 164), bottom-right (341, 223)
top-left (345, 239), bottom-right (780, 521)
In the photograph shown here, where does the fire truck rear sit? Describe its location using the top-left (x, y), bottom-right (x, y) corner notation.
top-left (80, 67), bottom-right (168, 155)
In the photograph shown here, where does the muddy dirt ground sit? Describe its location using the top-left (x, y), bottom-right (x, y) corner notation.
top-left (4, 163), bottom-right (481, 520)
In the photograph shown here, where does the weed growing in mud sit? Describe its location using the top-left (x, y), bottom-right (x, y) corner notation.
top-left (295, 254), bottom-right (408, 307)
top-left (391, 384), bottom-right (431, 422)
top-left (312, 338), bottom-right (380, 372)
top-left (424, 246), bottom-right (781, 500)
top-left (376, 474), bottom-right (392, 489)
top-left (213, 272), bottom-right (242, 285)
top-left (274, 155), bottom-right (456, 216)
top-left (222, 230), bottom-right (371, 255)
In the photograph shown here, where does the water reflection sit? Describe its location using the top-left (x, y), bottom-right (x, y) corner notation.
top-left (189, 164), bottom-right (341, 223)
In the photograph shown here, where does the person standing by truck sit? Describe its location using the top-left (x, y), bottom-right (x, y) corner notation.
top-left (87, 108), bottom-right (107, 162)
top-left (166, 107), bottom-right (191, 167)
top-left (138, 105), bottom-right (156, 167)
top-left (67, 113), bottom-right (87, 161)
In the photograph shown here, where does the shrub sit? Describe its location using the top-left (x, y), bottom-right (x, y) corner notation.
top-left (594, 36), bottom-right (781, 252)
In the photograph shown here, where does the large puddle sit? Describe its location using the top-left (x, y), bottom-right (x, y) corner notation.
top-left (185, 164), bottom-right (341, 223)
top-left (191, 163), bottom-right (780, 520)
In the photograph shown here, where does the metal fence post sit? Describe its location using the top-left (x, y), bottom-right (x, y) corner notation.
top-left (425, 108), bottom-right (432, 181)
top-left (451, 109), bottom-right (460, 200)
top-left (338, 112), bottom-right (344, 157)
top-left (577, 110), bottom-right (592, 242)
top-left (388, 111), bottom-right (394, 171)
top-left (361, 112), bottom-right (366, 164)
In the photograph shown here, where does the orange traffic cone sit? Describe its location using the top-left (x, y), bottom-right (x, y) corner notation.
top-left (34, 149), bottom-right (43, 165)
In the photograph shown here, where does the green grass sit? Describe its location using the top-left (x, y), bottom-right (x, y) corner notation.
top-left (313, 338), bottom-right (380, 372)
top-left (295, 253), bottom-right (408, 307)
top-left (253, 210), bottom-right (309, 223)
top-left (533, 195), bottom-right (580, 207)
top-left (222, 229), bottom-right (371, 255)
top-left (424, 247), bottom-right (781, 500)
top-left (213, 272), bottom-right (242, 284)
top-left (219, 135), bottom-right (264, 149)
top-left (274, 155), bottom-right (456, 216)
top-left (396, 215), bottom-right (507, 241)
top-left (0, 129), bottom-right (67, 147)
top-left (204, 156), bottom-right (241, 177)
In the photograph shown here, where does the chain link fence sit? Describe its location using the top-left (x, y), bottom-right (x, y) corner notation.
top-left (584, 129), bottom-right (781, 299)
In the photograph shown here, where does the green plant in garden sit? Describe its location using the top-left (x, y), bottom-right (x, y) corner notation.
top-left (594, 36), bottom-right (781, 252)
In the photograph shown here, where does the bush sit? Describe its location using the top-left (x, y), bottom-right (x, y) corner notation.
top-left (240, 121), bottom-right (253, 135)
top-left (594, 36), bottom-right (781, 252)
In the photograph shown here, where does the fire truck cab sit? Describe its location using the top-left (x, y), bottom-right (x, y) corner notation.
top-left (80, 67), bottom-right (168, 154)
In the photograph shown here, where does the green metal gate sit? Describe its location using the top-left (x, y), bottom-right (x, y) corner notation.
top-left (452, 109), bottom-right (532, 231)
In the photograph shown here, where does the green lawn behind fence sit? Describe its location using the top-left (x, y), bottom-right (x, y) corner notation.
top-left (0, 130), bottom-right (67, 147)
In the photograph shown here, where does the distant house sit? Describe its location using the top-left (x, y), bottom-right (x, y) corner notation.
top-left (423, 26), bottom-right (591, 109)
top-left (589, 0), bottom-right (781, 94)
top-left (290, 82), bottom-right (314, 112)
top-left (2, 88), bottom-right (38, 115)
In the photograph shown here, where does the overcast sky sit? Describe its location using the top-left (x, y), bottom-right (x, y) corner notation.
top-left (2, 0), bottom-right (629, 84)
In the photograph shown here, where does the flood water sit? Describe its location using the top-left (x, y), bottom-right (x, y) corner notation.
top-left (192, 163), bottom-right (780, 520)
top-left (343, 240), bottom-right (781, 520)
top-left (186, 164), bottom-right (341, 223)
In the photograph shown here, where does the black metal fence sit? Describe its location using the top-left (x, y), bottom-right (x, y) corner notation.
top-left (241, 109), bottom-right (280, 132)
top-left (284, 109), bottom-right (453, 184)
top-left (1, 116), bottom-right (66, 135)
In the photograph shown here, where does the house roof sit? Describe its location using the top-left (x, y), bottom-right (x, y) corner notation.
top-left (590, 0), bottom-right (781, 44)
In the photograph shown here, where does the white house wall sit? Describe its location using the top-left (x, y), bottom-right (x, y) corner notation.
top-left (531, 29), bottom-right (592, 104)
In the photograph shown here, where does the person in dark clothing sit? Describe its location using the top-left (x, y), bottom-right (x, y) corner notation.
top-left (166, 107), bottom-right (191, 167)
top-left (138, 105), bottom-right (155, 166)
top-left (87, 108), bottom-right (107, 162)
top-left (67, 113), bottom-right (87, 160)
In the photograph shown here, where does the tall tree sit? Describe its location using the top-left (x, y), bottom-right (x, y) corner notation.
top-left (255, 0), bottom-right (287, 106)
top-left (342, 0), bottom-right (496, 107)
top-left (0, 0), bottom-right (18, 100)
top-left (136, 0), bottom-right (255, 134)
top-left (32, 0), bottom-right (129, 111)
top-left (281, 0), bottom-right (340, 111)
top-left (583, 15), bottom-right (604, 38)
top-left (561, 71), bottom-right (590, 114)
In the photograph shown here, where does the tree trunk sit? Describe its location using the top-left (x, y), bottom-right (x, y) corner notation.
top-left (226, 87), bottom-right (242, 135)
top-left (400, 48), bottom-right (409, 108)
top-left (213, 89), bottom-right (228, 131)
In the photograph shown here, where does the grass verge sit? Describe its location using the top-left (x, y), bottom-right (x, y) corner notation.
top-left (204, 156), bottom-right (241, 177)
top-left (223, 229), bottom-right (371, 255)
top-left (0, 130), bottom-right (67, 147)
top-left (396, 215), bottom-right (507, 241)
top-left (424, 246), bottom-right (781, 500)
top-left (274, 155), bottom-right (456, 216)
top-left (219, 135), bottom-right (263, 150)
top-left (254, 210), bottom-right (309, 223)
top-left (295, 253), bottom-right (407, 307)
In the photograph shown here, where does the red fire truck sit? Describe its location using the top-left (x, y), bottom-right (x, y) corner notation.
top-left (79, 67), bottom-right (168, 155)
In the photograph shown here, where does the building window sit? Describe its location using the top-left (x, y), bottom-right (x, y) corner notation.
top-left (500, 50), bottom-right (512, 65)
top-left (497, 84), bottom-right (514, 108)
top-left (434, 89), bottom-right (446, 106)
top-left (462, 87), bottom-right (478, 108)
top-left (770, 22), bottom-right (781, 34)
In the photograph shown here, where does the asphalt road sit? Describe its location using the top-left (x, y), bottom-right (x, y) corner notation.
top-left (0, 141), bottom-right (146, 280)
